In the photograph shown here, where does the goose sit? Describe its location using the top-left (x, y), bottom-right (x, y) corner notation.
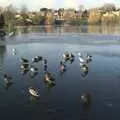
top-left (29, 87), bottom-right (40, 97)
top-left (3, 74), bottom-right (12, 85)
top-left (20, 58), bottom-right (29, 63)
top-left (32, 56), bottom-right (43, 63)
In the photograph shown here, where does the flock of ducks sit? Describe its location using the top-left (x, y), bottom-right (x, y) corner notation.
top-left (78, 52), bottom-right (92, 78)
top-left (2, 50), bottom-right (92, 105)
top-left (78, 52), bottom-right (92, 105)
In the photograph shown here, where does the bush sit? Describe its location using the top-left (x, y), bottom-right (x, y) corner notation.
top-left (69, 18), bottom-right (88, 25)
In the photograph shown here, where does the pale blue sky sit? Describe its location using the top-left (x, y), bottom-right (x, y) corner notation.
top-left (0, 0), bottom-right (120, 11)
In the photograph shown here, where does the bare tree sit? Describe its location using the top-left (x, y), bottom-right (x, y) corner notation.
top-left (101, 3), bottom-right (116, 12)
top-left (21, 4), bottom-right (28, 14)
top-left (79, 5), bottom-right (84, 11)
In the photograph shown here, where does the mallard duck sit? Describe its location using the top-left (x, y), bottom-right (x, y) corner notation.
top-left (44, 81), bottom-right (56, 89)
top-left (62, 52), bottom-right (70, 60)
top-left (81, 64), bottom-right (88, 73)
top-left (20, 63), bottom-right (29, 75)
top-left (29, 87), bottom-right (40, 97)
top-left (62, 52), bottom-right (75, 62)
top-left (44, 71), bottom-right (55, 84)
top-left (86, 53), bottom-right (92, 62)
top-left (12, 48), bottom-right (16, 55)
top-left (29, 66), bottom-right (38, 78)
top-left (81, 93), bottom-right (91, 105)
top-left (44, 64), bottom-right (48, 72)
top-left (32, 56), bottom-right (43, 63)
top-left (3, 74), bottom-right (12, 85)
top-left (43, 59), bottom-right (47, 65)
top-left (60, 61), bottom-right (66, 72)
top-left (30, 66), bottom-right (38, 73)
top-left (20, 58), bottom-right (29, 63)
top-left (20, 63), bottom-right (29, 71)
top-left (86, 53), bottom-right (92, 59)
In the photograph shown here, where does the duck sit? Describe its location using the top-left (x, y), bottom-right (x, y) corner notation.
top-left (43, 59), bottom-right (47, 65)
top-left (78, 52), bottom-right (92, 63)
top-left (30, 65), bottom-right (38, 73)
top-left (81, 64), bottom-right (88, 73)
top-left (78, 52), bottom-right (86, 63)
top-left (69, 53), bottom-right (75, 59)
top-left (3, 74), bottom-right (12, 85)
top-left (20, 58), bottom-right (29, 63)
top-left (86, 53), bottom-right (92, 59)
top-left (81, 93), bottom-right (91, 105)
top-left (0, 30), bottom-right (6, 37)
top-left (12, 48), bottom-right (16, 55)
top-left (62, 52), bottom-right (75, 62)
top-left (62, 52), bottom-right (70, 61)
top-left (44, 81), bottom-right (56, 89)
top-left (20, 63), bottom-right (29, 71)
top-left (32, 56), bottom-right (43, 63)
top-left (60, 61), bottom-right (66, 73)
top-left (86, 53), bottom-right (92, 62)
top-left (44, 71), bottom-right (55, 84)
top-left (29, 66), bottom-right (38, 78)
top-left (8, 31), bottom-right (14, 37)
top-left (44, 64), bottom-right (48, 72)
top-left (20, 63), bottom-right (29, 75)
top-left (29, 87), bottom-right (40, 97)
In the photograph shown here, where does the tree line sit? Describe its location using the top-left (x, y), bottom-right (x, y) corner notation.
top-left (0, 3), bottom-right (120, 28)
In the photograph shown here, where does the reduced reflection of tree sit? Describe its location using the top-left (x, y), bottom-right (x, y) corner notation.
top-left (22, 26), bottom-right (29, 34)
top-left (0, 45), bottom-right (6, 65)
top-left (54, 26), bottom-right (64, 33)
top-left (88, 25), bottom-right (101, 33)
top-left (81, 26), bottom-right (88, 33)
top-left (17, 26), bottom-right (34, 35)
top-left (88, 25), bottom-right (116, 34)
top-left (44, 25), bottom-right (53, 33)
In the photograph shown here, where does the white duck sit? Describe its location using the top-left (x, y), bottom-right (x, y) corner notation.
top-left (78, 52), bottom-right (85, 63)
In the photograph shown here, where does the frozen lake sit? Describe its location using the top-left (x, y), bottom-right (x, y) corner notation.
top-left (0, 25), bottom-right (120, 120)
